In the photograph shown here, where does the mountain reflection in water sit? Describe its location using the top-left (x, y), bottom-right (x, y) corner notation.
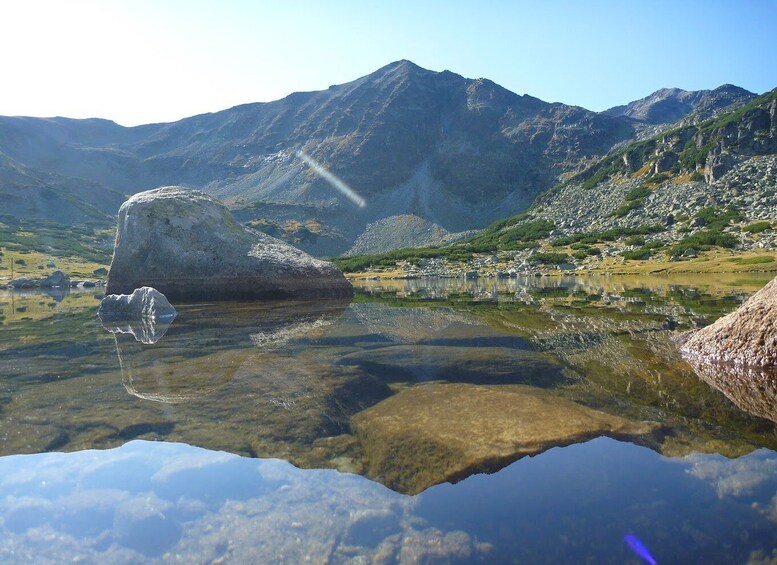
top-left (1, 274), bottom-right (777, 562)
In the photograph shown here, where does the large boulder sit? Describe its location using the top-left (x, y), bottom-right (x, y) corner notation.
top-left (680, 276), bottom-right (777, 366)
top-left (39, 270), bottom-right (69, 288)
top-left (105, 187), bottom-right (352, 300)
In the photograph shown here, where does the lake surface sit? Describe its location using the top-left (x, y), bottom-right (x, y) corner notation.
top-left (2, 274), bottom-right (777, 564)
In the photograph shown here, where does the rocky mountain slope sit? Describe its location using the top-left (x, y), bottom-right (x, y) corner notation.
top-left (336, 88), bottom-right (777, 276)
top-left (0, 61), bottom-right (763, 258)
top-left (345, 215), bottom-right (475, 256)
top-left (473, 88), bottom-right (777, 274)
top-left (604, 85), bottom-right (755, 125)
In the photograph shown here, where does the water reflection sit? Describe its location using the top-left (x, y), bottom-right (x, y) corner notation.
top-left (1, 438), bottom-right (775, 563)
top-left (112, 299), bottom-right (350, 403)
top-left (686, 358), bottom-right (777, 424)
top-left (2, 275), bottom-right (777, 499)
top-left (103, 317), bottom-right (175, 345)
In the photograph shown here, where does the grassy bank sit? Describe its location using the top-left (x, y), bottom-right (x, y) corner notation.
top-left (0, 248), bottom-right (109, 282)
top-left (343, 249), bottom-right (777, 280)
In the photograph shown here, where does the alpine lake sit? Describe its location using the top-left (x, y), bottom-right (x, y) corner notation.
top-left (2, 274), bottom-right (777, 564)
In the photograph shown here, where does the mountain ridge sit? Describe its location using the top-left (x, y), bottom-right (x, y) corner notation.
top-left (0, 60), bottom-right (767, 259)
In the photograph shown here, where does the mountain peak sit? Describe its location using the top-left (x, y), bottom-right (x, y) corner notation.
top-left (712, 83), bottom-right (754, 96)
top-left (604, 84), bottom-right (755, 125)
top-left (374, 59), bottom-right (425, 75)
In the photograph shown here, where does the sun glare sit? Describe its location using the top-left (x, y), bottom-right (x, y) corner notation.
top-left (296, 149), bottom-right (367, 208)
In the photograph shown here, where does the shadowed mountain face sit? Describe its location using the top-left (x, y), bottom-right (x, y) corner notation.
top-left (0, 61), bottom-right (757, 255)
top-left (0, 61), bottom-right (640, 253)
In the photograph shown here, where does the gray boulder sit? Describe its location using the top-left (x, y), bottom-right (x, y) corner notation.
top-left (98, 287), bottom-right (177, 344)
top-left (39, 270), bottom-right (69, 288)
top-left (105, 187), bottom-right (352, 300)
top-left (8, 277), bottom-right (38, 289)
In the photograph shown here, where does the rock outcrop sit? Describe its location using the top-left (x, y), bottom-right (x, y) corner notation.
top-left (105, 187), bottom-right (352, 300)
top-left (681, 277), bottom-right (777, 366)
top-left (39, 270), bottom-right (69, 288)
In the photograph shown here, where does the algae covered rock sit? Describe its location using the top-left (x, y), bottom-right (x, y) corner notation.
top-left (351, 383), bottom-right (656, 494)
top-left (105, 187), bottom-right (352, 300)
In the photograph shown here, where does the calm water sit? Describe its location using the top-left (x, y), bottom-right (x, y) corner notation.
top-left (1, 275), bottom-right (777, 564)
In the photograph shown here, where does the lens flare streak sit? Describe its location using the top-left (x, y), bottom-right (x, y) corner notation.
top-left (624, 533), bottom-right (657, 565)
top-left (296, 149), bottom-right (366, 208)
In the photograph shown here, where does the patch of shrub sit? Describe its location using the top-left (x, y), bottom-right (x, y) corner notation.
top-left (669, 230), bottom-right (738, 257)
top-left (743, 221), bottom-right (772, 234)
top-left (621, 241), bottom-right (664, 260)
top-left (572, 250), bottom-right (587, 260)
top-left (465, 218), bottom-right (555, 252)
top-left (613, 198), bottom-right (645, 218)
top-left (550, 225), bottom-right (663, 247)
top-left (624, 235), bottom-right (646, 246)
top-left (625, 186), bottom-right (651, 201)
top-left (694, 207), bottom-right (741, 230)
top-left (621, 248), bottom-right (652, 260)
top-left (734, 255), bottom-right (774, 265)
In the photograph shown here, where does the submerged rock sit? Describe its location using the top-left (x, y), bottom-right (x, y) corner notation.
top-left (351, 383), bottom-right (656, 494)
top-left (681, 276), bottom-right (777, 366)
top-left (98, 287), bottom-right (177, 344)
top-left (105, 186), bottom-right (352, 300)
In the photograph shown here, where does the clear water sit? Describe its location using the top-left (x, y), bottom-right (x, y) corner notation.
top-left (1, 274), bottom-right (777, 564)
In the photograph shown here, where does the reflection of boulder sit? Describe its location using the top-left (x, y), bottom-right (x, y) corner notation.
top-left (106, 318), bottom-right (175, 345)
top-left (681, 276), bottom-right (777, 366)
top-left (99, 287), bottom-right (177, 344)
top-left (350, 303), bottom-right (478, 343)
top-left (339, 345), bottom-right (569, 387)
top-left (113, 299), bottom-right (350, 404)
top-left (118, 339), bottom-right (246, 403)
top-left (351, 383), bottom-right (656, 494)
top-left (105, 187), bottom-right (352, 300)
top-left (686, 358), bottom-right (777, 424)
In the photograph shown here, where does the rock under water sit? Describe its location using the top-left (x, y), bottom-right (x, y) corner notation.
top-left (351, 382), bottom-right (656, 494)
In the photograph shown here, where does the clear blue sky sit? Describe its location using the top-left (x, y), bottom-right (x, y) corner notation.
top-left (2, 0), bottom-right (775, 126)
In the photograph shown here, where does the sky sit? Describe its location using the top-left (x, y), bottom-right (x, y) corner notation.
top-left (2, 0), bottom-right (776, 126)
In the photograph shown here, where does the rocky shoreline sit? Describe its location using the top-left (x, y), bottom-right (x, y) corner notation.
top-left (0, 270), bottom-right (105, 290)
